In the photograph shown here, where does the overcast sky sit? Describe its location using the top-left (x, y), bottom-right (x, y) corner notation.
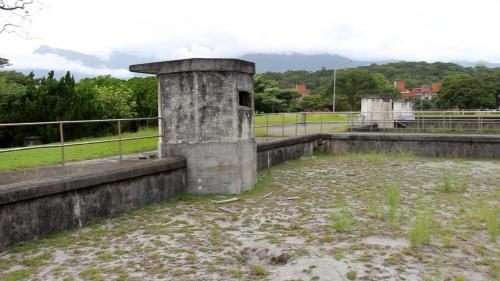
top-left (1, 0), bottom-right (500, 76)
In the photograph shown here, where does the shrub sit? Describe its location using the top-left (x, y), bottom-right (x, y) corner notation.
top-left (386, 185), bottom-right (401, 225)
top-left (409, 210), bottom-right (433, 246)
top-left (331, 207), bottom-right (353, 232)
top-left (485, 206), bottom-right (498, 241)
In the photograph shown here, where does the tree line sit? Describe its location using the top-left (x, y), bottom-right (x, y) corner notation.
top-left (0, 71), bottom-right (157, 147)
top-left (255, 62), bottom-right (500, 112)
top-left (1, 61), bottom-right (499, 146)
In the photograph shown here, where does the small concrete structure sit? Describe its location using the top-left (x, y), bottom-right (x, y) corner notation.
top-left (360, 95), bottom-right (394, 129)
top-left (393, 100), bottom-right (415, 121)
top-left (130, 58), bottom-right (257, 194)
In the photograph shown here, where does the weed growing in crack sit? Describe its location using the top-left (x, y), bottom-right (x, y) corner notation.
top-left (440, 170), bottom-right (467, 193)
top-left (386, 185), bottom-right (401, 226)
top-left (331, 207), bottom-right (353, 233)
top-left (409, 210), bottom-right (433, 247)
top-left (346, 270), bottom-right (358, 280)
top-left (484, 206), bottom-right (498, 241)
top-left (368, 200), bottom-right (383, 219)
top-left (250, 264), bottom-right (268, 277)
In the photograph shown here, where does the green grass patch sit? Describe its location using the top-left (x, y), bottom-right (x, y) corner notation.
top-left (440, 170), bottom-right (467, 193)
top-left (331, 207), bottom-right (353, 233)
top-left (21, 251), bottom-right (52, 267)
top-left (250, 264), bottom-right (268, 277)
top-left (255, 113), bottom-right (347, 127)
top-left (346, 270), bottom-right (358, 280)
top-left (409, 210), bottom-right (433, 247)
top-left (79, 267), bottom-right (103, 281)
top-left (3, 268), bottom-right (32, 281)
top-left (485, 206), bottom-right (498, 241)
top-left (0, 128), bottom-right (158, 171)
top-left (386, 185), bottom-right (401, 226)
top-left (347, 151), bottom-right (415, 163)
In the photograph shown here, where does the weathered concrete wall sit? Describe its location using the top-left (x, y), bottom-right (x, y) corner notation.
top-left (257, 136), bottom-right (317, 171)
top-left (3, 133), bottom-right (498, 250)
top-left (393, 100), bottom-right (415, 121)
top-left (158, 71), bottom-right (254, 143)
top-left (256, 133), bottom-right (500, 170)
top-left (0, 158), bottom-right (186, 251)
top-left (130, 58), bottom-right (257, 195)
top-left (164, 141), bottom-right (256, 194)
top-left (361, 96), bottom-right (394, 129)
top-left (323, 133), bottom-right (500, 158)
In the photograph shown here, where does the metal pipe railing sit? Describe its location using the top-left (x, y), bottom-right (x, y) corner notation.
top-left (254, 110), bottom-right (500, 139)
top-left (0, 117), bottom-right (162, 166)
top-left (1, 111), bottom-right (499, 161)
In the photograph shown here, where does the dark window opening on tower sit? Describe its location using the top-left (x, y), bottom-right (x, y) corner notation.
top-left (239, 91), bottom-right (251, 107)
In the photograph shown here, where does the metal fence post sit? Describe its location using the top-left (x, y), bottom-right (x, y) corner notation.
top-left (395, 111), bottom-right (398, 133)
top-left (59, 122), bottom-right (65, 165)
top-left (417, 111), bottom-right (420, 134)
top-left (118, 120), bottom-right (123, 161)
top-left (320, 112), bottom-right (323, 133)
top-left (350, 112), bottom-right (353, 133)
top-left (295, 113), bottom-right (298, 137)
top-left (382, 111), bottom-right (385, 133)
top-left (479, 111), bottom-right (483, 134)
top-left (282, 113), bottom-right (285, 137)
top-left (304, 112), bottom-right (307, 136)
top-left (370, 111), bottom-right (373, 132)
top-left (449, 111), bottom-right (452, 133)
top-left (442, 114), bottom-right (445, 134)
top-left (422, 114), bottom-right (425, 134)
top-left (266, 114), bottom-right (269, 141)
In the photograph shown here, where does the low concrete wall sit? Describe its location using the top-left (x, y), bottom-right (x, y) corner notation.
top-left (0, 157), bottom-right (186, 250)
top-left (2, 133), bottom-right (498, 250)
top-left (322, 133), bottom-right (500, 159)
top-left (256, 133), bottom-right (500, 170)
top-left (257, 135), bottom-right (317, 171)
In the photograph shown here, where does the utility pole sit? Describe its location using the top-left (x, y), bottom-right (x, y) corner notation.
top-left (332, 59), bottom-right (352, 112)
top-left (333, 68), bottom-right (337, 112)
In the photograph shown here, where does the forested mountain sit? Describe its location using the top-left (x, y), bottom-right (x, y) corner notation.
top-left (239, 53), bottom-right (395, 73)
top-left (6, 45), bottom-right (500, 79)
top-left (260, 61), bottom-right (500, 94)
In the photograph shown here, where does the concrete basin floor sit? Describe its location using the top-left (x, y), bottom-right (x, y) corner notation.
top-left (0, 153), bottom-right (499, 280)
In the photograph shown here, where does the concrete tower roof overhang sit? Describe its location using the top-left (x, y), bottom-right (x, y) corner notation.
top-left (129, 58), bottom-right (255, 75)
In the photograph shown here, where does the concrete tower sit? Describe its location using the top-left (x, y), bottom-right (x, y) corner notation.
top-left (130, 58), bottom-right (256, 194)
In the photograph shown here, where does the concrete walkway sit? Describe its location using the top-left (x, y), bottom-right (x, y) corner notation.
top-left (0, 152), bottom-right (159, 186)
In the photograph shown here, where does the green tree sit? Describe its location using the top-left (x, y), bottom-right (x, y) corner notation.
top-left (126, 77), bottom-right (157, 117)
top-left (320, 69), bottom-right (378, 111)
top-left (436, 74), bottom-right (496, 109)
top-left (95, 83), bottom-right (137, 119)
top-left (414, 99), bottom-right (435, 110)
top-left (253, 74), bottom-right (300, 112)
top-left (482, 70), bottom-right (500, 109)
top-left (253, 92), bottom-right (286, 113)
top-left (372, 73), bottom-right (400, 99)
top-left (300, 95), bottom-right (331, 111)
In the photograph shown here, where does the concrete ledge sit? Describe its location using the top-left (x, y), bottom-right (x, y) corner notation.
top-left (326, 133), bottom-right (500, 143)
top-left (0, 157), bottom-right (186, 205)
top-left (257, 136), bottom-right (317, 171)
top-left (257, 135), bottom-right (321, 152)
top-left (256, 133), bottom-right (500, 171)
top-left (129, 58), bottom-right (255, 75)
top-left (0, 158), bottom-right (187, 250)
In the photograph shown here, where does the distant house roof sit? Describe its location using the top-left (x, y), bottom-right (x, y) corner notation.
top-left (295, 83), bottom-right (310, 97)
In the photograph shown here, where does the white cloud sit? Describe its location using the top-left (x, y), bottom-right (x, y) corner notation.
top-left (2, 52), bottom-right (133, 78)
top-left (1, 0), bottom-right (500, 74)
